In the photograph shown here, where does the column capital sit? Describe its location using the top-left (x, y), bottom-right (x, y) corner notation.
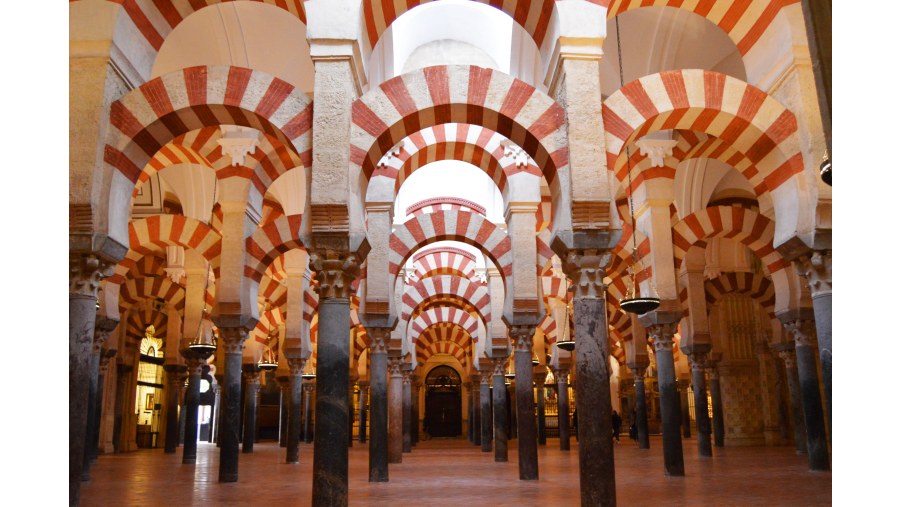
top-left (70, 253), bottom-right (114, 298)
top-left (165, 365), bottom-right (188, 386)
top-left (509, 325), bottom-right (535, 352)
top-left (217, 327), bottom-right (249, 354)
top-left (795, 250), bottom-right (831, 298)
top-left (491, 357), bottom-right (509, 376)
top-left (533, 371), bottom-right (547, 386)
top-left (308, 248), bottom-right (361, 300)
top-left (302, 382), bottom-right (315, 393)
top-left (646, 322), bottom-right (678, 352)
top-left (287, 357), bottom-right (307, 377)
top-left (185, 355), bottom-right (206, 374)
top-left (776, 348), bottom-right (797, 370)
top-left (242, 367), bottom-right (261, 384)
top-left (388, 356), bottom-right (403, 376)
top-left (470, 372), bottom-right (481, 383)
top-left (687, 350), bottom-right (710, 370)
top-left (562, 249), bottom-right (612, 299)
top-left (367, 327), bottom-right (391, 354)
top-left (92, 317), bottom-right (119, 353)
top-left (552, 369), bottom-right (570, 384)
top-left (781, 319), bottom-right (817, 348)
top-left (479, 371), bottom-right (492, 385)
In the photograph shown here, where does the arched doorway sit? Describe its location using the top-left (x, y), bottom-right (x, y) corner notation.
top-left (424, 365), bottom-right (462, 438)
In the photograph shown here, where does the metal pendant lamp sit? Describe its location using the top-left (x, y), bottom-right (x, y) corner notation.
top-left (555, 304), bottom-right (575, 351)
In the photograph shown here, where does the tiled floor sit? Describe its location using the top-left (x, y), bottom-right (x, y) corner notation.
top-left (81, 437), bottom-right (831, 506)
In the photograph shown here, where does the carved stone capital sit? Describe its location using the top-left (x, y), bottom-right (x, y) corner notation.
top-left (92, 317), bottom-right (119, 353)
top-left (388, 357), bottom-right (403, 376)
top-left (309, 249), bottom-right (361, 300)
top-left (553, 369), bottom-right (569, 385)
top-left (647, 322), bottom-right (678, 352)
top-left (70, 253), bottom-right (114, 298)
top-left (782, 319), bottom-right (816, 348)
top-left (491, 357), bottom-right (509, 376)
top-left (243, 368), bottom-right (261, 384)
top-left (367, 327), bottom-right (391, 354)
top-left (562, 249), bottom-right (611, 299)
top-left (217, 327), bottom-right (249, 354)
top-left (479, 372), bottom-right (492, 385)
top-left (165, 364), bottom-right (188, 386)
top-left (401, 369), bottom-right (411, 384)
top-left (509, 325), bottom-right (535, 352)
top-left (796, 250), bottom-right (832, 298)
top-left (185, 356), bottom-right (206, 375)
top-left (687, 350), bottom-right (709, 370)
top-left (302, 382), bottom-right (315, 393)
top-left (287, 358), bottom-right (307, 377)
top-left (777, 349), bottom-right (797, 370)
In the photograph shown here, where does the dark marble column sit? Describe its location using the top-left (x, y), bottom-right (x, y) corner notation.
top-left (367, 328), bottom-right (389, 482)
top-left (508, 381), bottom-right (517, 440)
top-left (70, 254), bottom-right (112, 506)
top-left (679, 383), bottom-right (691, 439)
top-left (303, 382), bottom-right (315, 443)
top-left (688, 353), bottom-right (712, 457)
top-left (511, 326), bottom-right (538, 480)
top-left (213, 326), bottom-right (250, 483)
top-left (277, 376), bottom-right (290, 448)
top-left (182, 357), bottom-right (204, 464)
top-left (348, 377), bottom-right (356, 448)
top-left (113, 363), bottom-right (132, 453)
top-left (94, 348), bottom-right (117, 459)
top-left (178, 380), bottom-right (187, 446)
top-left (388, 356), bottom-right (404, 463)
top-left (402, 366), bottom-right (412, 453)
top-left (797, 251), bottom-right (831, 436)
top-left (562, 250), bottom-right (617, 506)
top-left (358, 381), bottom-right (369, 444)
top-left (480, 374), bottom-right (493, 452)
top-left (491, 357), bottom-right (509, 462)
top-left (466, 382), bottom-right (474, 444)
top-left (242, 366), bottom-right (260, 453)
top-left (164, 365), bottom-right (187, 453)
top-left (554, 369), bottom-right (571, 451)
top-left (83, 319), bottom-right (116, 481)
top-left (632, 366), bottom-right (650, 450)
top-left (782, 318), bottom-right (829, 471)
top-left (645, 322), bottom-right (685, 476)
top-left (287, 359), bottom-right (305, 463)
top-left (775, 345), bottom-right (808, 454)
top-left (472, 374), bottom-right (482, 446)
top-left (535, 371), bottom-right (547, 446)
top-left (411, 377), bottom-right (420, 446)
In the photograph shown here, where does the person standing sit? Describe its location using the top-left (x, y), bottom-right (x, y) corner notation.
top-left (611, 410), bottom-right (622, 443)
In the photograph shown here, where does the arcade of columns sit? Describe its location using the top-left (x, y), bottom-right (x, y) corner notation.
top-left (70, 1), bottom-right (831, 506)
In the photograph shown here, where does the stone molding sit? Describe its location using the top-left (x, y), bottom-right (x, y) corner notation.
top-left (509, 326), bottom-right (535, 352)
top-left (562, 249), bottom-right (612, 299)
top-left (647, 323), bottom-right (678, 352)
top-left (70, 253), bottom-right (114, 298)
top-left (217, 327), bottom-right (248, 354)
top-left (796, 250), bottom-right (832, 298)
top-left (309, 249), bottom-right (361, 300)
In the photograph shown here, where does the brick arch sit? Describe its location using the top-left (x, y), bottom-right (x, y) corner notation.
top-left (258, 276), bottom-right (287, 315)
top-left (401, 275), bottom-right (492, 326)
top-left (352, 65), bottom-right (570, 237)
top-left (601, 0), bottom-right (797, 56)
top-left (102, 65), bottom-right (312, 248)
top-left (603, 70), bottom-right (808, 241)
top-left (410, 296), bottom-right (484, 331)
top-left (409, 307), bottom-right (481, 344)
top-left (137, 142), bottom-right (213, 196)
top-left (705, 272), bottom-right (776, 320)
top-left (411, 247), bottom-right (479, 282)
top-left (245, 214), bottom-right (305, 282)
top-left (119, 276), bottom-right (186, 315)
top-left (125, 305), bottom-right (169, 343)
top-left (414, 323), bottom-right (473, 370)
top-left (250, 306), bottom-right (285, 345)
top-left (109, 215), bottom-right (223, 284)
top-left (390, 209), bottom-right (512, 282)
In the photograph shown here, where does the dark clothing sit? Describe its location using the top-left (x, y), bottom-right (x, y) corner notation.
top-left (611, 412), bottom-right (622, 442)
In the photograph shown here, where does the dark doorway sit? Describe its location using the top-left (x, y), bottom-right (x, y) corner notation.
top-left (424, 365), bottom-right (462, 438)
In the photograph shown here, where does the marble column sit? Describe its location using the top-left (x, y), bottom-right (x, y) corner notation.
top-left (688, 353), bottom-right (712, 457)
top-left (214, 327), bottom-right (249, 482)
top-left (562, 251), bottom-right (617, 505)
top-left (277, 376), bottom-right (290, 448)
top-left (646, 323), bottom-right (685, 476)
top-left (402, 366), bottom-right (412, 453)
top-left (679, 383), bottom-right (691, 439)
top-left (411, 377), bottom-right (420, 446)
top-left (508, 381), bottom-right (517, 440)
top-left (554, 370), bottom-right (571, 451)
top-left (358, 381), bottom-right (369, 444)
top-left (287, 359), bottom-right (305, 464)
top-left (775, 345), bottom-right (808, 454)
top-left (782, 318), bottom-right (829, 471)
top-left (535, 371), bottom-right (547, 446)
top-left (367, 328), bottom-right (389, 482)
top-left (83, 319), bottom-right (116, 481)
top-left (303, 382), bottom-right (315, 443)
top-left (182, 357), bottom-right (204, 464)
top-left (491, 357), bottom-right (509, 462)
top-left (94, 349), bottom-right (117, 458)
top-left (70, 253), bottom-right (112, 506)
top-left (466, 382), bottom-right (474, 444)
top-left (797, 251), bottom-right (831, 435)
top-left (388, 356), bottom-right (404, 463)
top-left (480, 373), bottom-right (493, 452)
top-left (242, 366), bottom-right (260, 454)
top-left (472, 373), bottom-right (482, 446)
top-left (511, 326), bottom-right (538, 480)
top-left (348, 377), bottom-right (356, 448)
top-left (632, 366), bottom-right (650, 450)
top-left (164, 365), bottom-right (187, 453)
top-left (178, 380), bottom-right (187, 446)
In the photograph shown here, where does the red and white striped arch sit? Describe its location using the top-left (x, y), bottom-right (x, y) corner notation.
top-left (414, 323), bottom-right (473, 370)
top-left (390, 209), bottom-right (512, 280)
top-left (119, 276), bottom-right (186, 315)
top-left (704, 272), bottom-right (776, 320)
top-left (258, 276), bottom-right (287, 314)
top-left (405, 198), bottom-right (486, 218)
top-left (670, 205), bottom-right (787, 275)
top-left (408, 307), bottom-right (481, 344)
top-left (250, 305), bottom-right (285, 345)
top-left (245, 214), bottom-right (305, 282)
top-left (411, 247), bottom-right (480, 282)
top-left (401, 275), bottom-right (492, 326)
top-left (603, 70), bottom-right (803, 208)
top-left (125, 305), bottom-right (169, 342)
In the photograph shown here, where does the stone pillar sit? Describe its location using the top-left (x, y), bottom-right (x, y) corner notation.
top-left (511, 326), bottom-right (538, 480)
top-left (562, 250), bottom-right (617, 504)
top-left (213, 327), bottom-right (249, 482)
top-left (367, 328), bottom-right (389, 481)
top-left (535, 371), bottom-right (547, 446)
top-left (491, 357), bottom-right (509, 462)
top-left (472, 373), bottom-right (482, 446)
top-left (358, 381), bottom-right (369, 444)
top-left (287, 358), bottom-right (306, 464)
top-left (402, 366), bottom-right (412, 453)
top-left (388, 356), bottom-right (404, 463)
top-left (480, 373), bottom-right (493, 452)
top-left (164, 365), bottom-right (187, 453)
top-left (632, 366), bottom-right (650, 450)
top-left (303, 382), bottom-right (315, 443)
top-left (70, 253), bottom-right (112, 505)
top-left (645, 322), bottom-right (685, 476)
top-left (178, 379), bottom-right (187, 446)
top-left (796, 251), bottom-right (831, 436)
top-left (182, 357), bottom-right (204, 464)
top-left (782, 318), bottom-right (829, 471)
top-left (83, 318), bottom-right (116, 480)
top-left (775, 345), bottom-right (808, 455)
top-left (277, 376), bottom-right (290, 448)
top-left (466, 382), bottom-right (474, 444)
top-left (96, 348), bottom-right (117, 456)
top-left (348, 376), bottom-right (356, 448)
top-left (508, 380), bottom-right (517, 440)
top-left (411, 377), bottom-right (420, 446)
top-left (688, 353), bottom-right (712, 457)
top-left (554, 369), bottom-right (571, 451)
top-left (241, 366), bottom-right (260, 453)
top-left (679, 382), bottom-right (691, 439)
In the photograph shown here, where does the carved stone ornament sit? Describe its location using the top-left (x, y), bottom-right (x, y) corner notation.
top-left (562, 249), bottom-right (612, 299)
top-left (553, 369), bottom-right (569, 384)
top-left (367, 327), bottom-right (391, 354)
top-left (288, 357), bottom-right (306, 377)
top-left (217, 327), bottom-right (249, 354)
top-left (243, 369), bottom-right (261, 384)
top-left (782, 320), bottom-right (816, 348)
top-left (388, 357), bottom-right (403, 376)
top-left (688, 351), bottom-right (709, 370)
top-left (635, 138), bottom-right (678, 168)
top-left (501, 142), bottom-right (530, 168)
top-left (777, 350), bottom-right (797, 370)
top-left (309, 250), bottom-right (361, 300)
top-left (491, 357), bottom-right (509, 376)
top-left (480, 372), bottom-right (493, 385)
top-left (70, 253), bottom-right (114, 298)
top-left (796, 250), bottom-right (832, 298)
top-left (647, 322), bottom-right (678, 352)
top-left (509, 326), bottom-right (535, 352)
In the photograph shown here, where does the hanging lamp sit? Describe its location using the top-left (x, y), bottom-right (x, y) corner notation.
top-left (820, 152), bottom-right (831, 186)
top-left (615, 16), bottom-right (660, 316)
top-left (188, 173), bottom-right (220, 359)
top-left (556, 305), bottom-right (575, 351)
top-left (257, 305), bottom-right (279, 370)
